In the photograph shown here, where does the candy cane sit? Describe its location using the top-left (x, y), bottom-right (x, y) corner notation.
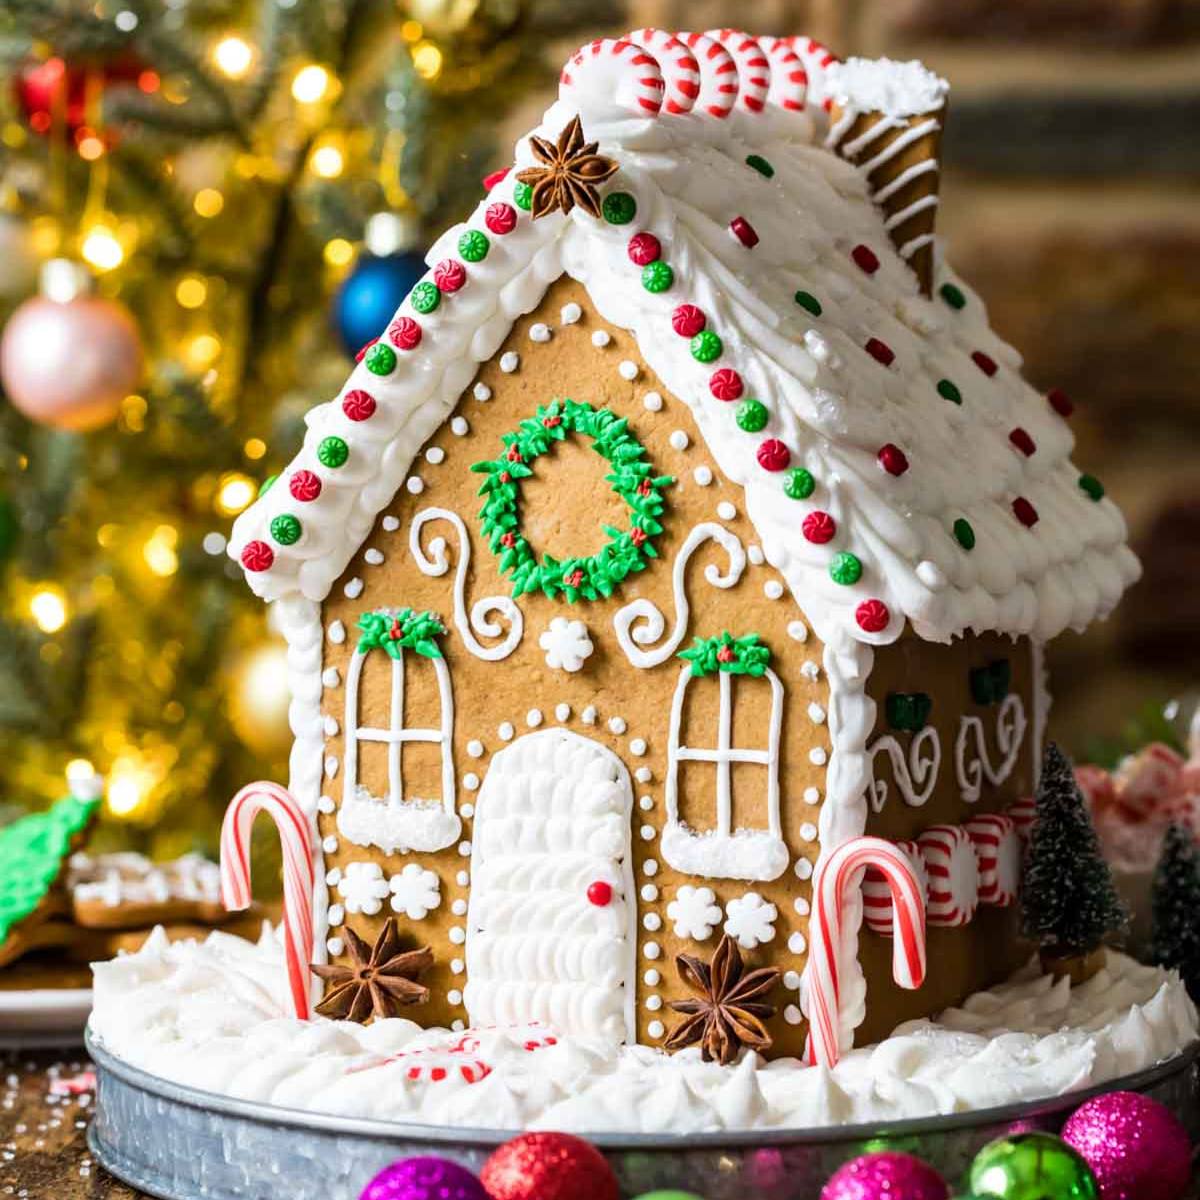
top-left (706, 29), bottom-right (770, 113)
top-left (629, 29), bottom-right (700, 115)
top-left (918, 824), bottom-right (979, 927)
top-left (806, 836), bottom-right (926, 1069)
top-left (966, 814), bottom-right (1021, 907)
top-left (678, 33), bottom-right (738, 119)
top-left (758, 36), bottom-right (808, 111)
top-left (862, 839), bottom-right (926, 935)
top-left (220, 781), bottom-right (315, 1020)
top-left (559, 38), bottom-right (664, 117)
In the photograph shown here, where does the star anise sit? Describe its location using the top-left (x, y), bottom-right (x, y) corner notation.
top-left (664, 934), bottom-right (780, 1065)
top-left (312, 917), bottom-right (432, 1023)
top-left (515, 115), bottom-right (619, 221)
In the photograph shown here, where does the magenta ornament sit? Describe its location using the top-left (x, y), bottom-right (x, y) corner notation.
top-left (359, 1155), bottom-right (488, 1200)
top-left (1061, 1090), bottom-right (1191, 1200)
top-left (820, 1151), bottom-right (949, 1200)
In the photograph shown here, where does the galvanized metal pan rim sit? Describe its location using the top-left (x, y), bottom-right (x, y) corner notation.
top-left (85, 1029), bottom-right (1200, 1149)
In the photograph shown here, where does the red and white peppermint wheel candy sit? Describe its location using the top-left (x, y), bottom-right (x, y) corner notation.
top-left (862, 840), bottom-right (927, 936)
top-left (965, 814), bottom-right (1022, 908)
top-left (917, 824), bottom-right (979, 927)
top-left (758, 36), bottom-right (808, 112)
top-left (559, 38), bottom-right (664, 118)
top-left (447, 1022), bottom-right (559, 1054)
top-left (380, 1043), bottom-right (492, 1084)
top-left (678, 33), bottom-right (738, 119)
top-left (1007, 795), bottom-right (1037, 841)
top-left (628, 29), bottom-right (700, 116)
top-left (705, 29), bottom-right (770, 114)
top-left (782, 36), bottom-right (839, 110)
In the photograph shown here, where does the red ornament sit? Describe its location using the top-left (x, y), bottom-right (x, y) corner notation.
top-left (240, 541), bottom-right (274, 573)
top-left (1047, 387), bottom-right (1074, 417)
top-left (757, 439), bottom-right (790, 472)
top-left (671, 304), bottom-right (706, 338)
top-left (709, 368), bottom-right (743, 401)
top-left (971, 350), bottom-right (997, 377)
top-left (485, 202), bottom-right (518, 235)
top-left (389, 316), bottom-right (422, 351)
top-left (1008, 428), bottom-right (1036, 457)
top-left (586, 881), bottom-right (613, 906)
top-left (355, 337), bottom-right (378, 363)
top-left (480, 1133), bottom-right (619, 1200)
top-left (15, 55), bottom-right (155, 140)
top-left (626, 232), bottom-right (661, 265)
top-left (730, 216), bottom-right (759, 247)
top-left (342, 389), bottom-right (376, 421)
top-left (482, 167), bottom-right (510, 191)
top-left (877, 443), bottom-right (909, 476)
top-left (434, 260), bottom-right (467, 293)
top-left (802, 511), bottom-right (836, 544)
top-left (1012, 497), bottom-right (1039, 527)
top-left (856, 599), bottom-right (890, 633)
top-left (865, 337), bottom-right (894, 367)
top-left (851, 244), bottom-right (880, 274)
top-left (289, 470), bottom-right (322, 502)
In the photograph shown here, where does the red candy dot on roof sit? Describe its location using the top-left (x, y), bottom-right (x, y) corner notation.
top-left (434, 259), bottom-right (467, 293)
top-left (241, 540), bottom-right (274, 572)
top-left (482, 167), bottom-right (509, 191)
top-left (627, 232), bottom-right (661, 265)
top-left (389, 316), bottom-right (422, 351)
top-left (672, 304), bottom-right (706, 338)
top-left (972, 350), bottom-right (998, 377)
top-left (865, 337), bottom-right (894, 367)
top-left (877, 444), bottom-right (909, 476)
top-left (802, 510), bottom-right (836, 544)
top-left (354, 337), bottom-right (377, 364)
top-left (1012, 497), bottom-right (1039, 527)
top-left (851, 244), bottom-right (879, 274)
top-left (289, 470), bottom-right (322, 502)
top-left (1047, 387), bottom-right (1074, 417)
top-left (709, 368), bottom-right (743, 401)
top-left (342, 389), bottom-right (376, 421)
top-left (485, 202), bottom-right (517, 235)
top-left (586, 880), bottom-right (613, 907)
top-left (757, 439), bottom-right (790, 472)
top-left (1009, 428), bottom-right (1036, 457)
top-left (730, 216), bottom-right (759, 248)
top-left (856, 599), bottom-right (890, 633)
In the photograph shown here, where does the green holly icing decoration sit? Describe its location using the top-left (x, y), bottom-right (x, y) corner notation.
top-left (1078, 473), bottom-right (1104, 501)
top-left (270, 514), bottom-right (302, 545)
top-left (886, 692), bottom-right (933, 732)
top-left (736, 399), bottom-right (768, 433)
top-left (830, 551), bottom-right (862, 585)
top-left (690, 330), bottom-right (723, 364)
top-left (410, 281), bottom-right (441, 314)
top-left (745, 154), bottom-right (774, 178)
top-left (602, 192), bottom-right (637, 225)
top-left (937, 379), bottom-right (962, 404)
top-left (471, 399), bottom-right (674, 603)
top-left (953, 517), bottom-right (976, 550)
top-left (365, 343), bottom-right (396, 376)
top-left (970, 658), bottom-right (1011, 706)
top-left (0, 795), bottom-right (99, 944)
top-left (458, 229), bottom-right (489, 263)
top-left (257, 474), bottom-right (277, 498)
top-left (794, 290), bottom-right (822, 317)
top-left (785, 467), bottom-right (815, 500)
top-left (939, 282), bottom-right (967, 310)
top-left (642, 261), bottom-right (674, 293)
top-left (318, 436), bottom-right (349, 469)
top-left (513, 181), bottom-right (533, 211)
top-left (679, 631), bottom-right (771, 678)
top-left (357, 608), bottom-right (446, 660)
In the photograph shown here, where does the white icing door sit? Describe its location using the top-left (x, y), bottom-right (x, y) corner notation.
top-left (464, 729), bottom-right (636, 1043)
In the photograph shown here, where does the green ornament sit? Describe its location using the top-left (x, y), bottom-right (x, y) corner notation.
top-left (969, 1132), bottom-right (1098, 1200)
top-left (257, 474), bottom-right (277, 498)
top-left (602, 191), bottom-right (637, 225)
top-left (785, 467), bottom-right (815, 500)
top-left (409, 281), bottom-right (441, 314)
top-left (745, 154), bottom-right (774, 178)
top-left (270, 514), bottom-right (302, 545)
top-left (642, 260), bottom-right (674, 293)
top-left (690, 330), bottom-right (723, 364)
top-left (938, 378), bottom-right (963, 404)
top-left (513, 181), bottom-right (532, 211)
top-left (794, 290), bottom-right (822, 317)
top-left (1078, 473), bottom-right (1104, 501)
top-left (458, 229), bottom-right (490, 263)
top-left (830, 551), bottom-right (862, 585)
top-left (940, 282), bottom-right (967, 310)
top-left (736, 399), bottom-right (768, 433)
top-left (364, 343), bottom-right (396, 376)
top-left (317, 436), bottom-right (349, 469)
top-left (953, 517), bottom-right (976, 550)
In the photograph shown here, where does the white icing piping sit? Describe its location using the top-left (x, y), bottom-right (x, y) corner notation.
top-left (866, 726), bottom-right (941, 811)
top-left (954, 694), bottom-right (1028, 805)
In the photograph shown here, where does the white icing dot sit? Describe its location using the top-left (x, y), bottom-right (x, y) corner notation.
top-left (343, 578), bottom-right (363, 600)
top-left (644, 969), bottom-right (661, 986)
top-left (619, 359), bottom-right (639, 381)
top-left (327, 903), bottom-right (345, 926)
top-left (529, 322), bottom-right (552, 343)
top-left (467, 740), bottom-right (484, 758)
top-left (449, 927), bottom-right (466, 945)
top-left (642, 391), bottom-right (663, 412)
top-left (322, 667), bottom-right (340, 688)
top-left (405, 477), bottom-right (424, 495)
top-left (364, 548), bottom-right (385, 566)
top-left (640, 884), bottom-right (659, 902)
top-left (809, 747), bottom-right (828, 766)
top-left (784, 1005), bottom-right (803, 1026)
top-left (526, 708), bottom-right (543, 728)
top-left (381, 516), bottom-right (400, 533)
top-left (788, 932), bottom-right (808, 955)
top-left (643, 942), bottom-right (661, 960)
top-left (456, 871), bottom-right (469, 887)
top-left (325, 867), bottom-right (343, 886)
top-left (717, 501), bottom-right (736, 521)
top-left (693, 465), bottom-right (713, 486)
top-left (560, 302), bottom-right (582, 325)
top-left (425, 446), bottom-right (446, 465)
top-left (499, 351), bottom-right (520, 373)
top-left (326, 936), bottom-right (344, 956)
top-left (327, 620), bottom-right (346, 644)
top-left (317, 795), bottom-right (335, 814)
top-left (639, 795), bottom-right (654, 812)
top-left (647, 1020), bottom-right (665, 1039)
top-left (800, 822), bottom-right (818, 842)
top-left (804, 786), bottom-right (821, 805)
top-left (635, 766), bottom-right (653, 783)
top-left (460, 802), bottom-right (474, 818)
top-left (450, 417), bottom-right (469, 436)
top-left (801, 660), bottom-right (821, 681)
top-left (323, 755), bottom-right (339, 778)
top-left (447, 989), bottom-right (463, 1006)
top-left (764, 580), bottom-right (784, 600)
top-left (643, 858), bottom-right (659, 876)
top-left (608, 716), bottom-right (627, 734)
top-left (793, 897), bottom-right (810, 916)
top-left (808, 702), bottom-right (827, 724)
top-left (581, 705), bottom-right (597, 725)
top-left (463, 773), bottom-right (480, 791)
top-left (451, 899), bottom-right (467, 916)
top-left (784, 970), bottom-right (802, 990)
top-left (451, 958), bottom-right (465, 974)
top-left (458, 841), bottom-right (472, 856)
top-left (498, 722), bottom-right (514, 741)
top-left (795, 859), bottom-right (814, 880)
top-left (645, 994), bottom-right (663, 1011)
top-left (668, 430), bottom-right (689, 451)
top-left (323, 716), bottom-right (339, 737)
top-left (640, 824), bottom-right (656, 842)
top-left (555, 703), bottom-right (571, 722)
top-left (591, 330), bottom-right (611, 348)
top-left (748, 544), bottom-right (765, 565)
top-left (643, 913), bottom-right (662, 932)
top-left (630, 738), bottom-right (647, 756)
top-left (473, 382), bottom-right (492, 402)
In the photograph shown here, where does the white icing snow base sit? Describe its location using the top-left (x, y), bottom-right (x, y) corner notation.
top-left (91, 928), bottom-right (1197, 1133)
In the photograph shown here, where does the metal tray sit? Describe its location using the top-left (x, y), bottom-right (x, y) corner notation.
top-left (87, 1031), bottom-right (1199, 1200)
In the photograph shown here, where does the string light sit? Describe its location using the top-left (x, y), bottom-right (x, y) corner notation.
top-left (176, 276), bottom-right (207, 308)
top-left (193, 188), bottom-right (224, 218)
top-left (412, 41), bottom-right (443, 81)
top-left (80, 224), bottom-right (125, 271)
top-left (323, 237), bottom-right (354, 267)
top-left (243, 437), bottom-right (267, 460)
top-left (143, 524), bottom-right (179, 577)
top-left (66, 758), bottom-right (96, 784)
top-left (184, 332), bottom-right (221, 369)
top-left (215, 473), bottom-right (256, 516)
top-left (106, 752), bottom-right (159, 817)
top-left (310, 143), bottom-right (344, 179)
top-left (30, 587), bottom-right (68, 633)
top-left (77, 133), bottom-right (106, 161)
top-left (212, 36), bottom-right (254, 79)
top-left (400, 20), bottom-right (423, 41)
top-left (291, 64), bottom-right (331, 104)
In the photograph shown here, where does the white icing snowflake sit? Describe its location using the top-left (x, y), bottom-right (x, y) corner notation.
top-left (336, 861), bottom-right (390, 916)
top-left (389, 863), bottom-right (441, 920)
top-left (538, 617), bottom-right (593, 673)
top-left (667, 885), bottom-right (722, 941)
top-left (723, 892), bottom-right (778, 950)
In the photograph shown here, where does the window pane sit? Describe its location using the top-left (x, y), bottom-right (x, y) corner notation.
top-left (730, 674), bottom-right (771, 752)
top-left (676, 759), bottom-right (718, 832)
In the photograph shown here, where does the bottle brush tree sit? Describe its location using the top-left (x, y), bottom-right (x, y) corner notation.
top-left (1150, 823), bottom-right (1200, 1003)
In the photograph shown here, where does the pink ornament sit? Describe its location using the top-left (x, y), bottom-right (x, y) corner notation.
top-left (1061, 1091), bottom-right (1191, 1200)
top-left (820, 1151), bottom-right (947, 1200)
top-left (1, 293), bottom-right (141, 431)
top-left (360, 1156), bottom-right (488, 1200)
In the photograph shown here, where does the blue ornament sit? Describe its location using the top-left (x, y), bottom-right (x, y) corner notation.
top-left (334, 251), bottom-right (425, 356)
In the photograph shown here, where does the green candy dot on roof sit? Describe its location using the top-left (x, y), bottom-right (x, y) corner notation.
top-left (690, 329), bottom-right (723, 364)
top-left (736, 399), bottom-right (768, 433)
top-left (785, 467), bottom-right (815, 500)
top-left (794, 290), bottom-right (822, 317)
top-left (513, 181), bottom-right (533, 211)
top-left (937, 378), bottom-right (962, 405)
top-left (745, 154), bottom-right (774, 179)
top-left (0, 794), bottom-right (99, 943)
top-left (409, 281), bottom-right (441, 315)
top-left (365, 343), bottom-right (396, 376)
top-left (939, 282), bottom-right (967, 310)
top-left (602, 192), bottom-right (637, 225)
top-left (953, 517), bottom-right (976, 550)
top-left (257, 474), bottom-right (277, 498)
top-left (1079, 473), bottom-right (1105, 501)
top-left (830, 551), bottom-right (863, 586)
top-left (457, 229), bottom-right (490, 263)
top-left (641, 260), bottom-right (673, 293)
top-left (270, 513), bottom-right (302, 545)
top-left (317, 436), bottom-right (349, 468)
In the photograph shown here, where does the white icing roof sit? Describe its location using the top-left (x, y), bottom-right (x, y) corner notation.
top-left (229, 32), bottom-right (1139, 649)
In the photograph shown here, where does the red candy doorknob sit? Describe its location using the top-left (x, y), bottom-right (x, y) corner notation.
top-left (586, 880), bottom-right (612, 906)
top-left (480, 1132), bottom-right (618, 1200)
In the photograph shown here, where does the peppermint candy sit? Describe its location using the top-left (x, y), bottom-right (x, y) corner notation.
top-left (918, 824), bottom-right (980, 927)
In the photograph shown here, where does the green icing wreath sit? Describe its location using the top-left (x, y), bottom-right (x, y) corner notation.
top-left (679, 632), bottom-right (772, 678)
top-left (0, 794), bottom-right (99, 943)
top-left (357, 609), bottom-right (446, 660)
top-left (471, 399), bottom-right (674, 603)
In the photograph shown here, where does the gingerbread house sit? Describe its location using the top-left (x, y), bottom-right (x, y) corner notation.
top-left (229, 31), bottom-right (1139, 1064)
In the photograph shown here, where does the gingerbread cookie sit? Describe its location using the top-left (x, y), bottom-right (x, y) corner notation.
top-left (67, 851), bottom-right (226, 930)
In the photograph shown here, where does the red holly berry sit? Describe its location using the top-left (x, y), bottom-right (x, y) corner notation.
top-left (630, 527), bottom-right (647, 546)
top-left (671, 304), bottom-right (706, 338)
top-left (627, 232), bottom-right (661, 265)
top-left (802, 511), bottom-right (836, 544)
top-left (709, 368), bottom-right (743, 401)
top-left (1009, 428), bottom-right (1036, 457)
top-left (482, 167), bottom-right (510, 191)
top-left (852, 244), bottom-right (880, 274)
top-left (716, 645), bottom-right (736, 663)
top-left (506, 446), bottom-right (523, 462)
top-left (434, 259), bottom-right (467, 293)
top-left (354, 337), bottom-right (378, 363)
top-left (856, 599), bottom-right (890, 633)
top-left (389, 316), bottom-right (422, 351)
top-left (563, 569), bottom-right (583, 589)
top-left (757, 439), bottom-right (790, 472)
top-left (1012, 497), bottom-right (1039, 527)
top-left (240, 540), bottom-right (274, 572)
top-left (1047, 387), bottom-right (1074, 417)
top-left (877, 444), bottom-right (909, 476)
top-left (972, 350), bottom-right (997, 376)
top-left (499, 471), bottom-right (512, 484)
top-left (289, 470), bottom-right (322, 502)
top-left (389, 619), bottom-right (403, 640)
top-left (542, 415), bottom-right (562, 428)
top-left (500, 531), bottom-right (517, 548)
top-left (586, 881), bottom-right (613, 906)
top-left (865, 337), bottom-right (894, 366)
top-left (485, 202), bottom-right (518, 235)
top-left (730, 216), bottom-right (759, 247)
top-left (342, 389), bottom-right (376, 421)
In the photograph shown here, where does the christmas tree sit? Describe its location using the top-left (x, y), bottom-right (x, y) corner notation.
top-left (1150, 823), bottom-right (1200, 1002)
top-left (0, 0), bottom-right (614, 858)
top-left (1020, 742), bottom-right (1127, 979)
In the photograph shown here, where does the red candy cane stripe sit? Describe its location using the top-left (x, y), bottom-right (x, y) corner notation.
top-left (706, 29), bottom-right (770, 113)
top-left (862, 840), bottom-right (927, 935)
top-left (783, 36), bottom-right (839, 109)
top-left (679, 33), bottom-right (738, 119)
top-left (560, 39), bottom-right (665, 116)
top-left (220, 781), bottom-right (316, 1020)
top-left (1007, 796), bottom-right (1037, 840)
top-left (965, 814), bottom-right (1021, 908)
top-left (629, 29), bottom-right (700, 115)
top-left (917, 824), bottom-right (980, 927)
top-left (806, 836), bottom-right (926, 1069)
top-left (758, 36), bottom-right (808, 111)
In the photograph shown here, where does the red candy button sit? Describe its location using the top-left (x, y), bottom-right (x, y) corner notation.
top-left (627, 233), bottom-right (661, 265)
top-left (587, 881), bottom-right (613, 906)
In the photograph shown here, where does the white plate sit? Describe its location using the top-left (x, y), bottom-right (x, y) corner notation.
top-left (0, 987), bottom-right (92, 1046)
